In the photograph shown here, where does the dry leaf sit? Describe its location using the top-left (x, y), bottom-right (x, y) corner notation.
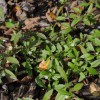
top-left (13, 5), bottom-right (21, 12)
top-left (22, 17), bottom-right (40, 29)
top-left (89, 82), bottom-right (100, 97)
top-left (16, 10), bottom-right (27, 21)
top-left (77, 5), bottom-right (84, 11)
top-left (12, 5), bottom-right (27, 21)
top-left (4, 28), bottom-right (14, 35)
top-left (70, 0), bottom-right (78, 9)
top-left (52, 6), bottom-right (57, 14)
top-left (20, 76), bottom-right (33, 83)
top-left (26, 0), bottom-right (34, 3)
top-left (39, 59), bottom-right (50, 70)
top-left (0, 25), bottom-right (6, 29)
top-left (70, 0), bottom-right (84, 14)
top-left (46, 7), bottom-right (57, 22)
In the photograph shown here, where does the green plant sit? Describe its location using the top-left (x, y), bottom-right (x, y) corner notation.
top-left (0, 0), bottom-right (100, 99)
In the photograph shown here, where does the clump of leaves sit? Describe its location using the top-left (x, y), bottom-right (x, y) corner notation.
top-left (0, 0), bottom-right (100, 99)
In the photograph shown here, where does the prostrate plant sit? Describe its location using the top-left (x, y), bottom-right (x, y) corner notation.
top-left (0, 0), bottom-right (100, 99)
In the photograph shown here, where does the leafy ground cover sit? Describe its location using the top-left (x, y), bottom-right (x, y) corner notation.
top-left (0, 0), bottom-right (100, 100)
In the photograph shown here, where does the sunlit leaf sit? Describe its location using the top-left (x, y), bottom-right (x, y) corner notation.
top-left (83, 18), bottom-right (91, 26)
top-left (0, 6), bottom-right (4, 21)
top-left (6, 57), bottom-right (19, 65)
top-left (56, 16), bottom-right (66, 21)
top-left (71, 17), bottom-right (81, 27)
top-left (87, 67), bottom-right (98, 75)
top-left (86, 42), bottom-right (94, 51)
top-left (37, 32), bottom-right (47, 40)
top-left (55, 84), bottom-right (67, 95)
top-left (11, 31), bottom-right (22, 45)
top-left (43, 89), bottom-right (53, 100)
top-left (79, 45), bottom-right (87, 54)
top-left (5, 22), bottom-right (15, 28)
top-left (79, 72), bottom-right (85, 82)
top-left (73, 83), bottom-right (83, 91)
top-left (39, 59), bottom-right (50, 70)
top-left (57, 43), bottom-right (62, 52)
top-left (23, 98), bottom-right (33, 100)
top-left (91, 59), bottom-right (100, 67)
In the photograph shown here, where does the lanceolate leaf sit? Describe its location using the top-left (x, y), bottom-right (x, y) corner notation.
top-left (5, 22), bottom-right (15, 28)
top-left (6, 57), bottom-right (19, 65)
top-left (73, 83), bottom-right (83, 91)
top-left (43, 89), bottom-right (53, 100)
top-left (11, 31), bottom-right (22, 45)
top-left (35, 77), bottom-right (46, 88)
top-left (87, 67), bottom-right (98, 75)
top-left (71, 17), bottom-right (81, 27)
top-left (55, 59), bottom-right (68, 81)
top-left (91, 59), bottom-right (100, 67)
top-left (37, 32), bottom-right (47, 40)
top-left (87, 3), bottom-right (93, 14)
top-left (5, 69), bottom-right (17, 80)
top-left (55, 93), bottom-right (67, 100)
top-left (79, 72), bottom-right (86, 82)
top-left (0, 6), bottom-right (4, 21)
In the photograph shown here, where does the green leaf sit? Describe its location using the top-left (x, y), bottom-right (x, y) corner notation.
top-left (55, 93), bottom-right (69, 100)
top-left (91, 29), bottom-right (100, 38)
top-left (57, 43), bottom-right (62, 52)
top-left (80, 2), bottom-right (89, 7)
top-left (61, 27), bottom-right (72, 34)
top-left (57, 66), bottom-right (67, 81)
top-left (87, 67), bottom-right (98, 75)
top-left (80, 53), bottom-right (94, 61)
top-left (71, 17), bottom-right (81, 27)
top-left (5, 22), bottom-right (15, 28)
top-left (83, 18), bottom-right (91, 26)
top-left (23, 98), bottom-right (33, 100)
top-left (94, 38), bottom-right (100, 46)
top-left (68, 62), bottom-right (75, 69)
top-left (52, 74), bottom-right (61, 80)
top-left (55, 84), bottom-right (67, 95)
top-left (5, 69), bottom-right (17, 80)
top-left (51, 45), bottom-right (56, 52)
top-left (96, 1), bottom-right (100, 8)
top-left (0, 6), bottom-right (4, 21)
top-left (79, 45), bottom-right (87, 54)
top-left (73, 48), bottom-right (79, 57)
top-left (73, 7), bottom-right (81, 13)
top-left (11, 31), bottom-right (22, 45)
top-left (91, 59), bottom-right (100, 67)
top-left (43, 89), bottom-right (53, 100)
top-left (55, 59), bottom-right (68, 81)
top-left (0, 78), bottom-right (2, 84)
top-left (86, 42), bottom-right (94, 51)
top-left (60, 0), bottom-right (67, 4)
top-left (79, 72), bottom-right (86, 82)
top-left (6, 57), bottom-right (19, 65)
top-left (87, 3), bottom-right (93, 14)
top-left (56, 16), bottom-right (66, 21)
top-left (69, 13), bottom-right (76, 18)
top-left (17, 98), bottom-right (22, 100)
top-left (37, 32), bottom-right (47, 40)
top-left (73, 83), bottom-right (83, 91)
top-left (22, 61), bottom-right (32, 69)
top-left (35, 77), bottom-right (46, 88)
